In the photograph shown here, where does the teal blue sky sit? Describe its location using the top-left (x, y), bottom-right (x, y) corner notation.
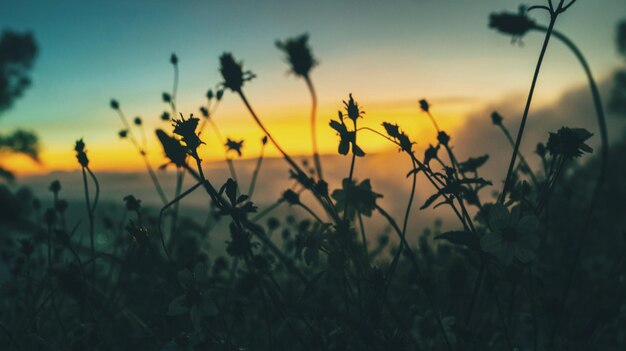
top-left (1, 0), bottom-right (625, 172)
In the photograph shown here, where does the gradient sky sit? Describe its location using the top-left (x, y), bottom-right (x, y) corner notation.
top-left (1, 0), bottom-right (624, 174)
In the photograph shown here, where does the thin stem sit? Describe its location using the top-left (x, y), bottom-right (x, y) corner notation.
top-left (426, 111), bottom-right (441, 134)
top-left (500, 15), bottom-right (558, 203)
top-left (158, 180), bottom-right (204, 263)
top-left (81, 167), bottom-right (95, 283)
top-left (248, 142), bottom-right (266, 199)
top-left (498, 123), bottom-right (539, 186)
top-left (343, 119), bottom-right (358, 220)
top-left (357, 211), bottom-right (368, 261)
top-left (237, 90), bottom-right (305, 176)
top-left (384, 155), bottom-right (418, 289)
top-left (304, 75), bottom-right (323, 179)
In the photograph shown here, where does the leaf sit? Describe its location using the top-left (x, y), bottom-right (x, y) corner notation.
top-left (420, 191), bottom-right (443, 210)
top-left (435, 230), bottom-right (479, 250)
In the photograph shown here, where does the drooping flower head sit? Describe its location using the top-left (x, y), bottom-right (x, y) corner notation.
top-left (489, 10), bottom-right (536, 39)
top-left (276, 34), bottom-right (317, 77)
top-left (219, 53), bottom-right (255, 92)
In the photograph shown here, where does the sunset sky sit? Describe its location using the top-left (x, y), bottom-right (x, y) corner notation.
top-left (1, 0), bottom-right (625, 174)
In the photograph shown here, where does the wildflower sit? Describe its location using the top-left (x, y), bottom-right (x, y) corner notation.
top-left (343, 93), bottom-right (364, 121)
top-left (491, 111), bottom-right (503, 126)
top-left (225, 138), bottom-right (244, 157)
top-left (382, 122), bottom-right (413, 153)
top-left (123, 195), bottom-right (141, 212)
top-left (206, 89), bottom-right (213, 100)
top-left (261, 135), bottom-right (268, 145)
top-left (170, 53), bottom-right (178, 65)
top-left (133, 116), bottom-right (142, 126)
top-left (161, 111), bottom-right (170, 121)
top-left (172, 115), bottom-right (204, 157)
top-left (489, 10), bottom-right (536, 39)
top-left (282, 189), bottom-right (300, 205)
top-left (74, 139), bottom-right (89, 167)
top-left (219, 53), bottom-right (255, 92)
top-left (480, 203), bottom-right (540, 265)
top-left (199, 106), bottom-right (208, 117)
top-left (156, 129), bottom-right (187, 168)
top-left (329, 116), bottom-right (365, 157)
top-left (419, 99), bottom-right (430, 112)
top-left (118, 130), bottom-right (128, 138)
top-left (331, 178), bottom-right (382, 220)
top-left (49, 180), bottom-right (61, 194)
top-left (437, 131), bottom-right (450, 146)
top-left (276, 34), bottom-right (317, 77)
top-left (110, 99), bottom-right (119, 110)
top-left (162, 92), bottom-right (172, 103)
top-left (546, 127), bottom-right (593, 159)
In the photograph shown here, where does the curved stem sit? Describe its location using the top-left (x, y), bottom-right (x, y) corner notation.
top-left (500, 15), bottom-right (557, 203)
top-left (533, 25), bottom-right (610, 348)
top-left (304, 75), bottom-right (323, 179)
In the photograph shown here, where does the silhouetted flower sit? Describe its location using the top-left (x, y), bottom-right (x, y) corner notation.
top-left (162, 92), bottom-right (172, 103)
top-left (219, 53), bottom-right (255, 92)
top-left (134, 116), bottom-right (142, 126)
top-left (276, 34), bottom-right (317, 77)
top-left (110, 99), bottom-right (119, 110)
top-left (170, 53), bottom-right (178, 65)
top-left (332, 178), bottom-right (382, 220)
top-left (225, 138), bottom-right (244, 157)
top-left (546, 127), bottom-right (593, 159)
top-left (343, 94), bottom-right (364, 121)
top-left (123, 195), bottom-right (141, 212)
top-left (118, 130), bottom-right (128, 138)
top-left (419, 99), bottom-right (430, 112)
top-left (491, 111), bottom-right (503, 125)
top-left (480, 203), bottom-right (540, 265)
top-left (206, 89), bottom-right (213, 100)
top-left (382, 122), bottom-right (413, 153)
top-left (261, 135), bottom-right (268, 145)
top-left (156, 129), bottom-right (187, 168)
top-left (74, 139), bottom-right (89, 167)
top-left (161, 111), bottom-right (170, 121)
top-left (329, 114), bottom-right (365, 157)
top-left (49, 180), bottom-right (61, 194)
top-left (489, 10), bottom-right (536, 39)
top-left (172, 115), bottom-right (204, 156)
top-left (199, 106), bottom-right (209, 117)
top-left (282, 189), bottom-right (300, 205)
top-left (437, 131), bottom-right (450, 146)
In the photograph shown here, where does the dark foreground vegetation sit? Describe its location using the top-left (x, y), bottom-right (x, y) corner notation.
top-left (2, 2), bottom-right (626, 350)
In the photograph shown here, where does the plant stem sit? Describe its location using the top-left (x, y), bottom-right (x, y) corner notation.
top-left (304, 75), bottom-right (323, 179)
top-left (343, 119), bottom-right (358, 221)
top-left (81, 167), bottom-right (95, 284)
top-left (248, 142), bottom-right (266, 199)
top-left (500, 15), bottom-right (557, 203)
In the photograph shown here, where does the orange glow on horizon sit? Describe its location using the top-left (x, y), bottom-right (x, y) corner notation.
top-left (3, 99), bottom-right (474, 176)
